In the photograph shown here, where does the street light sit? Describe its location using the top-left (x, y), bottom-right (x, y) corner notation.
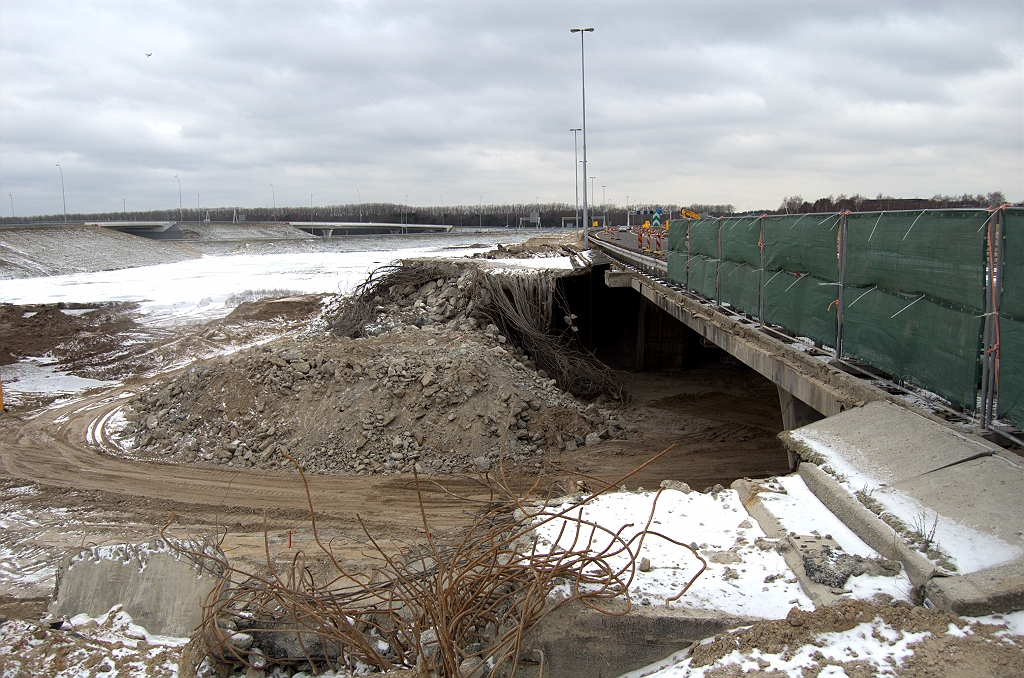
top-left (310, 193), bottom-right (314, 222)
top-left (270, 184), bottom-right (276, 223)
top-left (174, 174), bottom-right (182, 222)
top-left (55, 162), bottom-right (67, 222)
top-left (440, 195), bottom-right (444, 227)
top-left (590, 176), bottom-right (596, 219)
top-left (570, 27), bottom-right (594, 248)
top-left (197, 193), bottom-right (200, 223)
top-left (602, 185), bottom-right (606, 222)
top-left (479, 195), bottom-right (483, 228)
top-left (570, 128), bottom-right (581, 229)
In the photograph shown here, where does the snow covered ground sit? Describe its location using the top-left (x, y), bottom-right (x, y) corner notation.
top-left (0, 355), bottom-right (118, 405)
top-left (0, 230), bottom-right (566, 404)
top-left (0, 605), bottom-right (189, 677)
top-left (623, 609), bottom-right (1024, 678)
top-left (755, 475), bottom-right (915, 603)
top-left (0, 237), bottom-right (532, 328)
top-left (534, 487), bottom-right (815, 619)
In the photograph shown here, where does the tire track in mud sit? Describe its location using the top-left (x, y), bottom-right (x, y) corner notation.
top-left (0, 384), bottom-right (487, 534)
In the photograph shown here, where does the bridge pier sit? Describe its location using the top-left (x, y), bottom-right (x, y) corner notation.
top-left (777, 385), bottom-right (824, 431)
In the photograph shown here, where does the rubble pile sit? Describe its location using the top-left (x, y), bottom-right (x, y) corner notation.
top-left (113, 264), bottom-right (638, 476)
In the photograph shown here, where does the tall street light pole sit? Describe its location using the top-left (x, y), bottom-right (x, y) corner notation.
top-left (570, 128), bottom-right (581, 228)
top-left (174, 174), bottom-right (182, 222)
top-left (310, 193), bottom-right (314, 222)
top-left (55, 163), bottom-right (67, 222)
top-left (602, 185), bottom-right (606, 221)
top-left (570, 27), bottom-right (594, 248)
top-left (270, 184), bottom-right (276, 222)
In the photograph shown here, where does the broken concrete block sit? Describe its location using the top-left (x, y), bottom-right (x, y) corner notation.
top-left (50, 540), bottom-right (222, 638)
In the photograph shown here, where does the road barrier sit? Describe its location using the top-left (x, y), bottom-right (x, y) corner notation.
top-left (666, 208), bottom-right (1022, 430)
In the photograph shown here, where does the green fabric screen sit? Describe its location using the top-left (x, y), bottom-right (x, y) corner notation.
top-left (720, 261), bottom-right (761, 317)
top-left (667, 220), bottom-right (687, 252)
top-left (667, 251), bottom-right (687, 287)
top-left (1002, 209), bottom-right (1024, 321)
top-left (764, 213), bottom-right (840, 282)
top-left (997, 317), bottom-right (1024, 429)
top-left (843, 286), bottom-right (982, 408)
top-left (720, 216), bottom-right (762, 268)
top-left (688, 219), bottom-right (719, 258)
top-left (846, 210), bottom-right (988, 311)
top-left (687, 254), bottom-right (718, 300)
top-left (763, 272), bottom-right (838, 347)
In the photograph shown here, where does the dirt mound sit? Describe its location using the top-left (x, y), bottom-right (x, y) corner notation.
top-left (113, 321), bottom-right (626, 476)
top-left (689, 599), bottom-right (1023, 677)
top-left (0, 302), bottom-right (138, 367)
top-left (225, 295), bottom-right (324, 322)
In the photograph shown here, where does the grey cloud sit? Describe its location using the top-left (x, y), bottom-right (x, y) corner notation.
top-left (1, 0), bottom-right (1020, 216)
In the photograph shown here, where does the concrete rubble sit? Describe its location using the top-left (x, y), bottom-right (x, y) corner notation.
top-left (112, 263), bottom-right (638, 475)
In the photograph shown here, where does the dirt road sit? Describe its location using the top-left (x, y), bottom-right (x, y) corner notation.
top-left (0, 357), bottom-right (789, 534)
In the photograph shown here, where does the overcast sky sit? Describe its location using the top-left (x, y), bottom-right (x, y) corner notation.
top-left (1, 1), bottom-right (1021, 216)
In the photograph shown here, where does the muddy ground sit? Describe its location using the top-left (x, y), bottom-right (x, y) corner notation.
top-left (1, 246), bottom-right (1020, 677)
top-left (0, 262), bottom-right (791, 622)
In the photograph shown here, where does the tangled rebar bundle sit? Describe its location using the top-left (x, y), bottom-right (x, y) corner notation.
top-left (165, 446), bottom-right (705, 676)
top-left (324, 259), bottom-right (624, 401)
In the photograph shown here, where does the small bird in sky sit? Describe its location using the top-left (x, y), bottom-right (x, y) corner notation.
top-left (146, 53), bottom-right (153, 57)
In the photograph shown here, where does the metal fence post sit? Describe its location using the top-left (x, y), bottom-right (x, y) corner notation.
top-left (837, 213), bottom-right (848, 358)
top-left (759, 215), bottom-right (766, 325)
top-left (716, 218), bottom-right (722, 307)
top-left (979, 207), bottom-right (1003, 428)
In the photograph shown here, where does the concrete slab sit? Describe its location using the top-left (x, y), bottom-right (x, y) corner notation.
top-left (887, 453), bottom-right (1024, 553)
top-left (788, 401), bottom-right (995, 485)
top-left (924, 559), bottom-right (1024, 616)
top-left (50, 541), bottom-right (221, 638)
top-left (781, 401), bottom-right (1024, 613)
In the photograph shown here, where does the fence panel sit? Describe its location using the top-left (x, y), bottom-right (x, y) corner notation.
top-left (720, 216), bottom-right (762, 268)
top-left (667, 219), bottom-right (687, 252)
top-left (843, 286), bottom-right (982, 408)
top-left (1002, 208), bottom-right (1024, 321)
top-left (667, 251), bottom-right (687, 287)
top-left (688, 219), bottom-right (719, 258)
top-left (764, 213), bottom-right (840, 282)
top-left (997, 317), bottom-right (1024, 429)
top-left (687, 254), bottom-right (718, 300)
top-left (763, 272), bottom-right (838, 347)
top-left (845, 210), bottom-right (988, 311)
top-left (719, 261), bottom-right (761, 317)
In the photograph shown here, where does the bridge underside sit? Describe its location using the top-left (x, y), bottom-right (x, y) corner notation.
top-left (558, 262), bottom-right (895, 432)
